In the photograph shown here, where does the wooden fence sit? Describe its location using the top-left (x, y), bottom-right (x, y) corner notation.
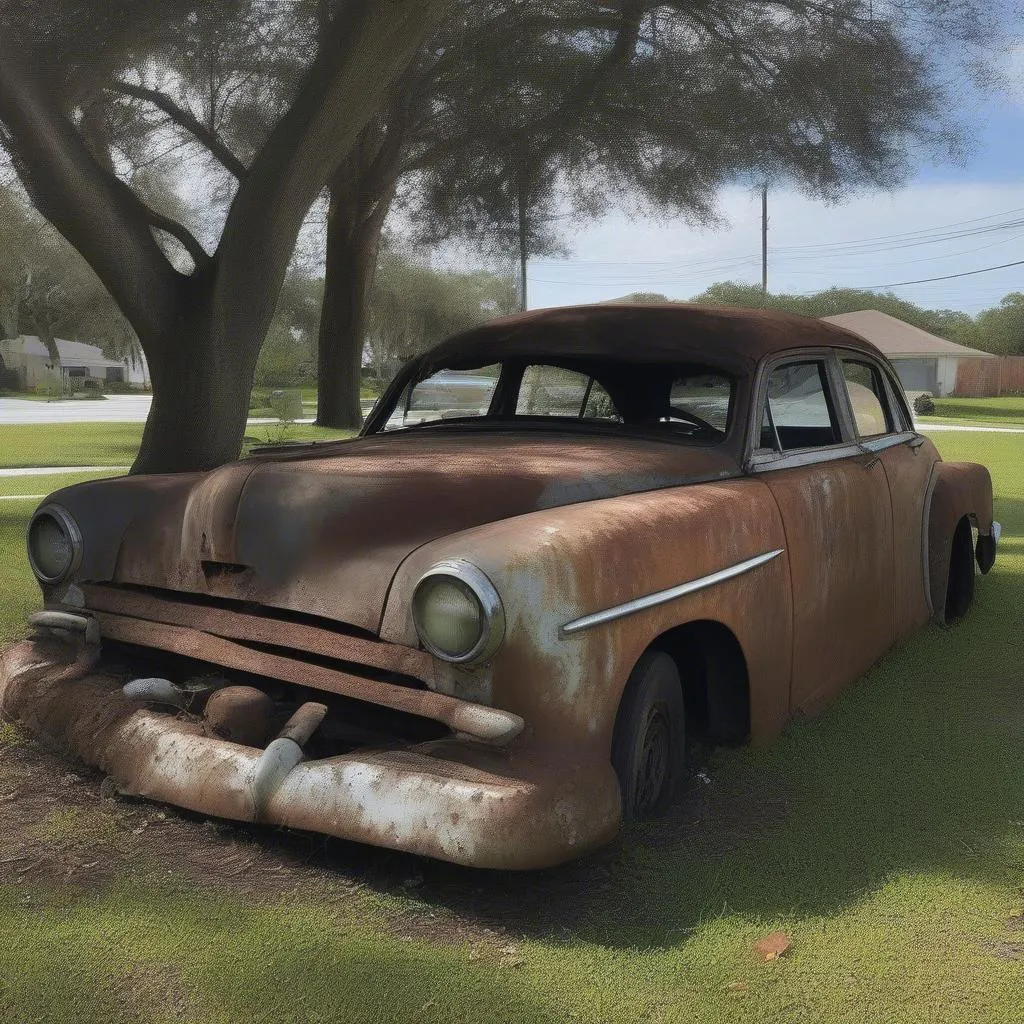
top-left (955, 357), bottom-right (1024, 397)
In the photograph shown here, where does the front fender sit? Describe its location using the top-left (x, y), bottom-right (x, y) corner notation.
top-left (27, 473), bottom-right (203, 602)
top-left (926, 461), bottom-right (994, 622)
top-left (380, 478), bottom-right (792, 755)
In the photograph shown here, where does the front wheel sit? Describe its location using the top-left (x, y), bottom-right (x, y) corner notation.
top-left (611, 650), bottom-right (686, 823)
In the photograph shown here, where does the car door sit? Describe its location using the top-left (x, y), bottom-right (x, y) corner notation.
top-left (748, 352), bottom-right (895, 715)
top-left (838, 353), bottom-right (939, 639)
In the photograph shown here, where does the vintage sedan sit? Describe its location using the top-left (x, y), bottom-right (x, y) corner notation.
top-left (0, 304), bottom-right (999, 869)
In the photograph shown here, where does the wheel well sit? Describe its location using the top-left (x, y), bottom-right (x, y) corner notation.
top-left (650, 620), bottom-right (750, 745)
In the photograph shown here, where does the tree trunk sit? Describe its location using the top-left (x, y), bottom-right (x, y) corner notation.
top-left (315, 162), bottom-right (395, 429)
top-left (132, 276), bottom-right (262, 474)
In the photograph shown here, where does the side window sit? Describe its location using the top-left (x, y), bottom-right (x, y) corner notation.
top-left (842, 360), bottom-right (893, 437)
top-left (516, 365), bottom-right (619, 420)
top-left (670, 373), bottom-right (732, 432)
top-left (762, 361), bottom-right (841, 451)
top-left (882, 368), bottom-right (913, 432)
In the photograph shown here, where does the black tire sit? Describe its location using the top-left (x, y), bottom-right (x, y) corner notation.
top-left (944, 517), bottom-right (975, 622)
top-left (611, 650), bottom-right (686, 823)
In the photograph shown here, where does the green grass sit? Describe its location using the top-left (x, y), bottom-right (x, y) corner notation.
top-left (920, 396), bottom-right (1024, 428)
top-left (0, 422), bottom-right (354, 469)
top-left (0, 432), bottom-right (1022, 1022)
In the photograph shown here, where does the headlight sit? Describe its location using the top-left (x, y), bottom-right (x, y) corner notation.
top-left (412, 560), bottom-right (505, 664)
top-left (27, 504), bottom-right (83, 584)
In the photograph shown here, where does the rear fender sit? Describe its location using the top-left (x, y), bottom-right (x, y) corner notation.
top-left (925, 462), bottom-right (994, 622)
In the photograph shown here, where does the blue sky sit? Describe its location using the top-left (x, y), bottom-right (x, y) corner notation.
top-left (528, 68), bottom-right (1024, 317)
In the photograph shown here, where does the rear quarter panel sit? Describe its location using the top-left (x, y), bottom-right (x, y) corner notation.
top-left (380, 478), bottom-right (793, 759)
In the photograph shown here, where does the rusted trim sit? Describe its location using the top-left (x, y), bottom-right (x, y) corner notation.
top-left (78, 584), bottom-right (434, 681)
top-left (560, 549), bottom-right (785, 635)
top-left (93, 612), bottom-right (524, 745)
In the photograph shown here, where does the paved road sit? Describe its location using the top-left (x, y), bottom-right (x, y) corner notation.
top-left (0, 395), bottom-right (154, 424)
top-left (0, 395), bottom-right (376, 425)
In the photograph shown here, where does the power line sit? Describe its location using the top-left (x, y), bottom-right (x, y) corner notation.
top-left (864, 258), bottom-right (1024, 289)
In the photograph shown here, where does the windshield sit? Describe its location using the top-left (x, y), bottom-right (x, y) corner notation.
top-left (374, 359), bottom-right (735, 441)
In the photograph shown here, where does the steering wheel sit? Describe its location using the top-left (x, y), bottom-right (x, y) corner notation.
top-left (665, 405), bottom-right (719, 435)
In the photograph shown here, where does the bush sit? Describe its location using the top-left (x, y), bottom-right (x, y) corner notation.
top-left (913, 393), bottom-right (936, 416)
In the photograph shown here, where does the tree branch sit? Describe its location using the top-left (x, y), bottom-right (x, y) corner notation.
top-left (141, 204), bottom-right (211, 269)
top-left (0, 45), bottom-right (180, 343)
top-left (110, 79), bottom-right (248, 180)
top-left (211, 0), bottom-right (449, 347)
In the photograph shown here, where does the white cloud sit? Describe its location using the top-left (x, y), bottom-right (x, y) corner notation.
top-left (527, 182), bottom-right (1024, 315)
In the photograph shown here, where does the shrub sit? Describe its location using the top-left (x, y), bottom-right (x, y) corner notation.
top-left (913, 393), bottom-right (936, 416)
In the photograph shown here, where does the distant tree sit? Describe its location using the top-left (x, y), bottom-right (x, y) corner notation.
top-left (364, 252), bottom-right (517, 383)
top-left (973, 293), bottom-right (1024, 355)
top-left (610, 293), bottom-right (672, 305)
top-left (689, 281), bottom-right (982, 348)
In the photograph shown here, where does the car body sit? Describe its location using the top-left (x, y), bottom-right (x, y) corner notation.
top-left (0, 304), bottom-right (998, 869)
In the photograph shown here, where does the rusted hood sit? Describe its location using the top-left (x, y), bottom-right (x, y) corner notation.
top-left (111, 432), bottom-right (738, 633)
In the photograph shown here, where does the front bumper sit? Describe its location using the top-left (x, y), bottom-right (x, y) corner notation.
top-left (0, 637), bottom-right (621, 870)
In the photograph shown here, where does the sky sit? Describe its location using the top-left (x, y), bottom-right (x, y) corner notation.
top-left (527, 62), bottom-right (1024, 317)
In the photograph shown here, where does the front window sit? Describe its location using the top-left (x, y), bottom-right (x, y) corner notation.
top-left (384, 366), bottom-right (499, 429)
top-left (375, 358), bottom-right (734, 441)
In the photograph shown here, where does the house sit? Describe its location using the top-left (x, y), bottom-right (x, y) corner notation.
top-left (0, 336), bottom-right (150, 391)
top-left (820, 310), bottom-right (994, 397)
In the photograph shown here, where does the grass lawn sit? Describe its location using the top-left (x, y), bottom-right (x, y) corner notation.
top-left (919, 396), bottom-right (1024, 428)
top-left (0, 432), bottom-right (1022, 1022)
top-left (0, 422), bottom-right (355, 468)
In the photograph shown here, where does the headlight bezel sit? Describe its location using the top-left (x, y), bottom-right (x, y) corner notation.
top-left (26, 503), bottom-right (83, 585)
top-left (412, 560), bottom-right (505, 665)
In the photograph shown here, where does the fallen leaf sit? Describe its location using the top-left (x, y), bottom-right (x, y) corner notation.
top-left (753, 932), bottom-right (792, 961)
top-left (727, 981), bottom-right (748, 992)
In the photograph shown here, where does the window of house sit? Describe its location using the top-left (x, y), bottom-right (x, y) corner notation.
top-left (841, 359), bottom-right (893, 437)
top-left (762, 361), bottom-right (841, 451)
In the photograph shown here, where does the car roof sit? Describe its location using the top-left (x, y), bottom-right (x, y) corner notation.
top-left (415, 302), bottom-right (885, 376)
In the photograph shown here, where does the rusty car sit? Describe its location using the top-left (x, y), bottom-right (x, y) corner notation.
top-left (0, 304), bottom-right (999, 869)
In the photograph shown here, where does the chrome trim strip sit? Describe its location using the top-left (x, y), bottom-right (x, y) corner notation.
top-left (560, 549), bottom-right (785, 635)
top-left (860, 431), bottom-right (916, 453)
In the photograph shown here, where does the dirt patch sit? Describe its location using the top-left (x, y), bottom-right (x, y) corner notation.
top-left (112, 962), bottom-right (194, 1023)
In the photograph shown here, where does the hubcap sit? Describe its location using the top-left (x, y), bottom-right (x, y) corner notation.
top-left (635, 706), bottom-right (670, 816)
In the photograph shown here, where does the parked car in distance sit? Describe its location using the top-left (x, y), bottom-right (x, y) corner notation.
top-left (1, 304), bottom-right (998, 869)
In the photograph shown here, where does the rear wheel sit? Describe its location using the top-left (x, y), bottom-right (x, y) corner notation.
top-left (611, 650), bottom-right (686, 822)
top-left (944, 516), bottom-right (975, 622)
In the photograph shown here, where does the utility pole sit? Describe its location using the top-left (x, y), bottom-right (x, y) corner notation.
top-left (517, 170), bottom-right (529, 313)
top-left (761, 182), bottom-right (768, 296)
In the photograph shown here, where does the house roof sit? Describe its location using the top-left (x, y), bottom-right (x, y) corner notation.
top-left (2, 335), bottom-right (124, 369)
top-left (820, 310), bottom-right (994, 359)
